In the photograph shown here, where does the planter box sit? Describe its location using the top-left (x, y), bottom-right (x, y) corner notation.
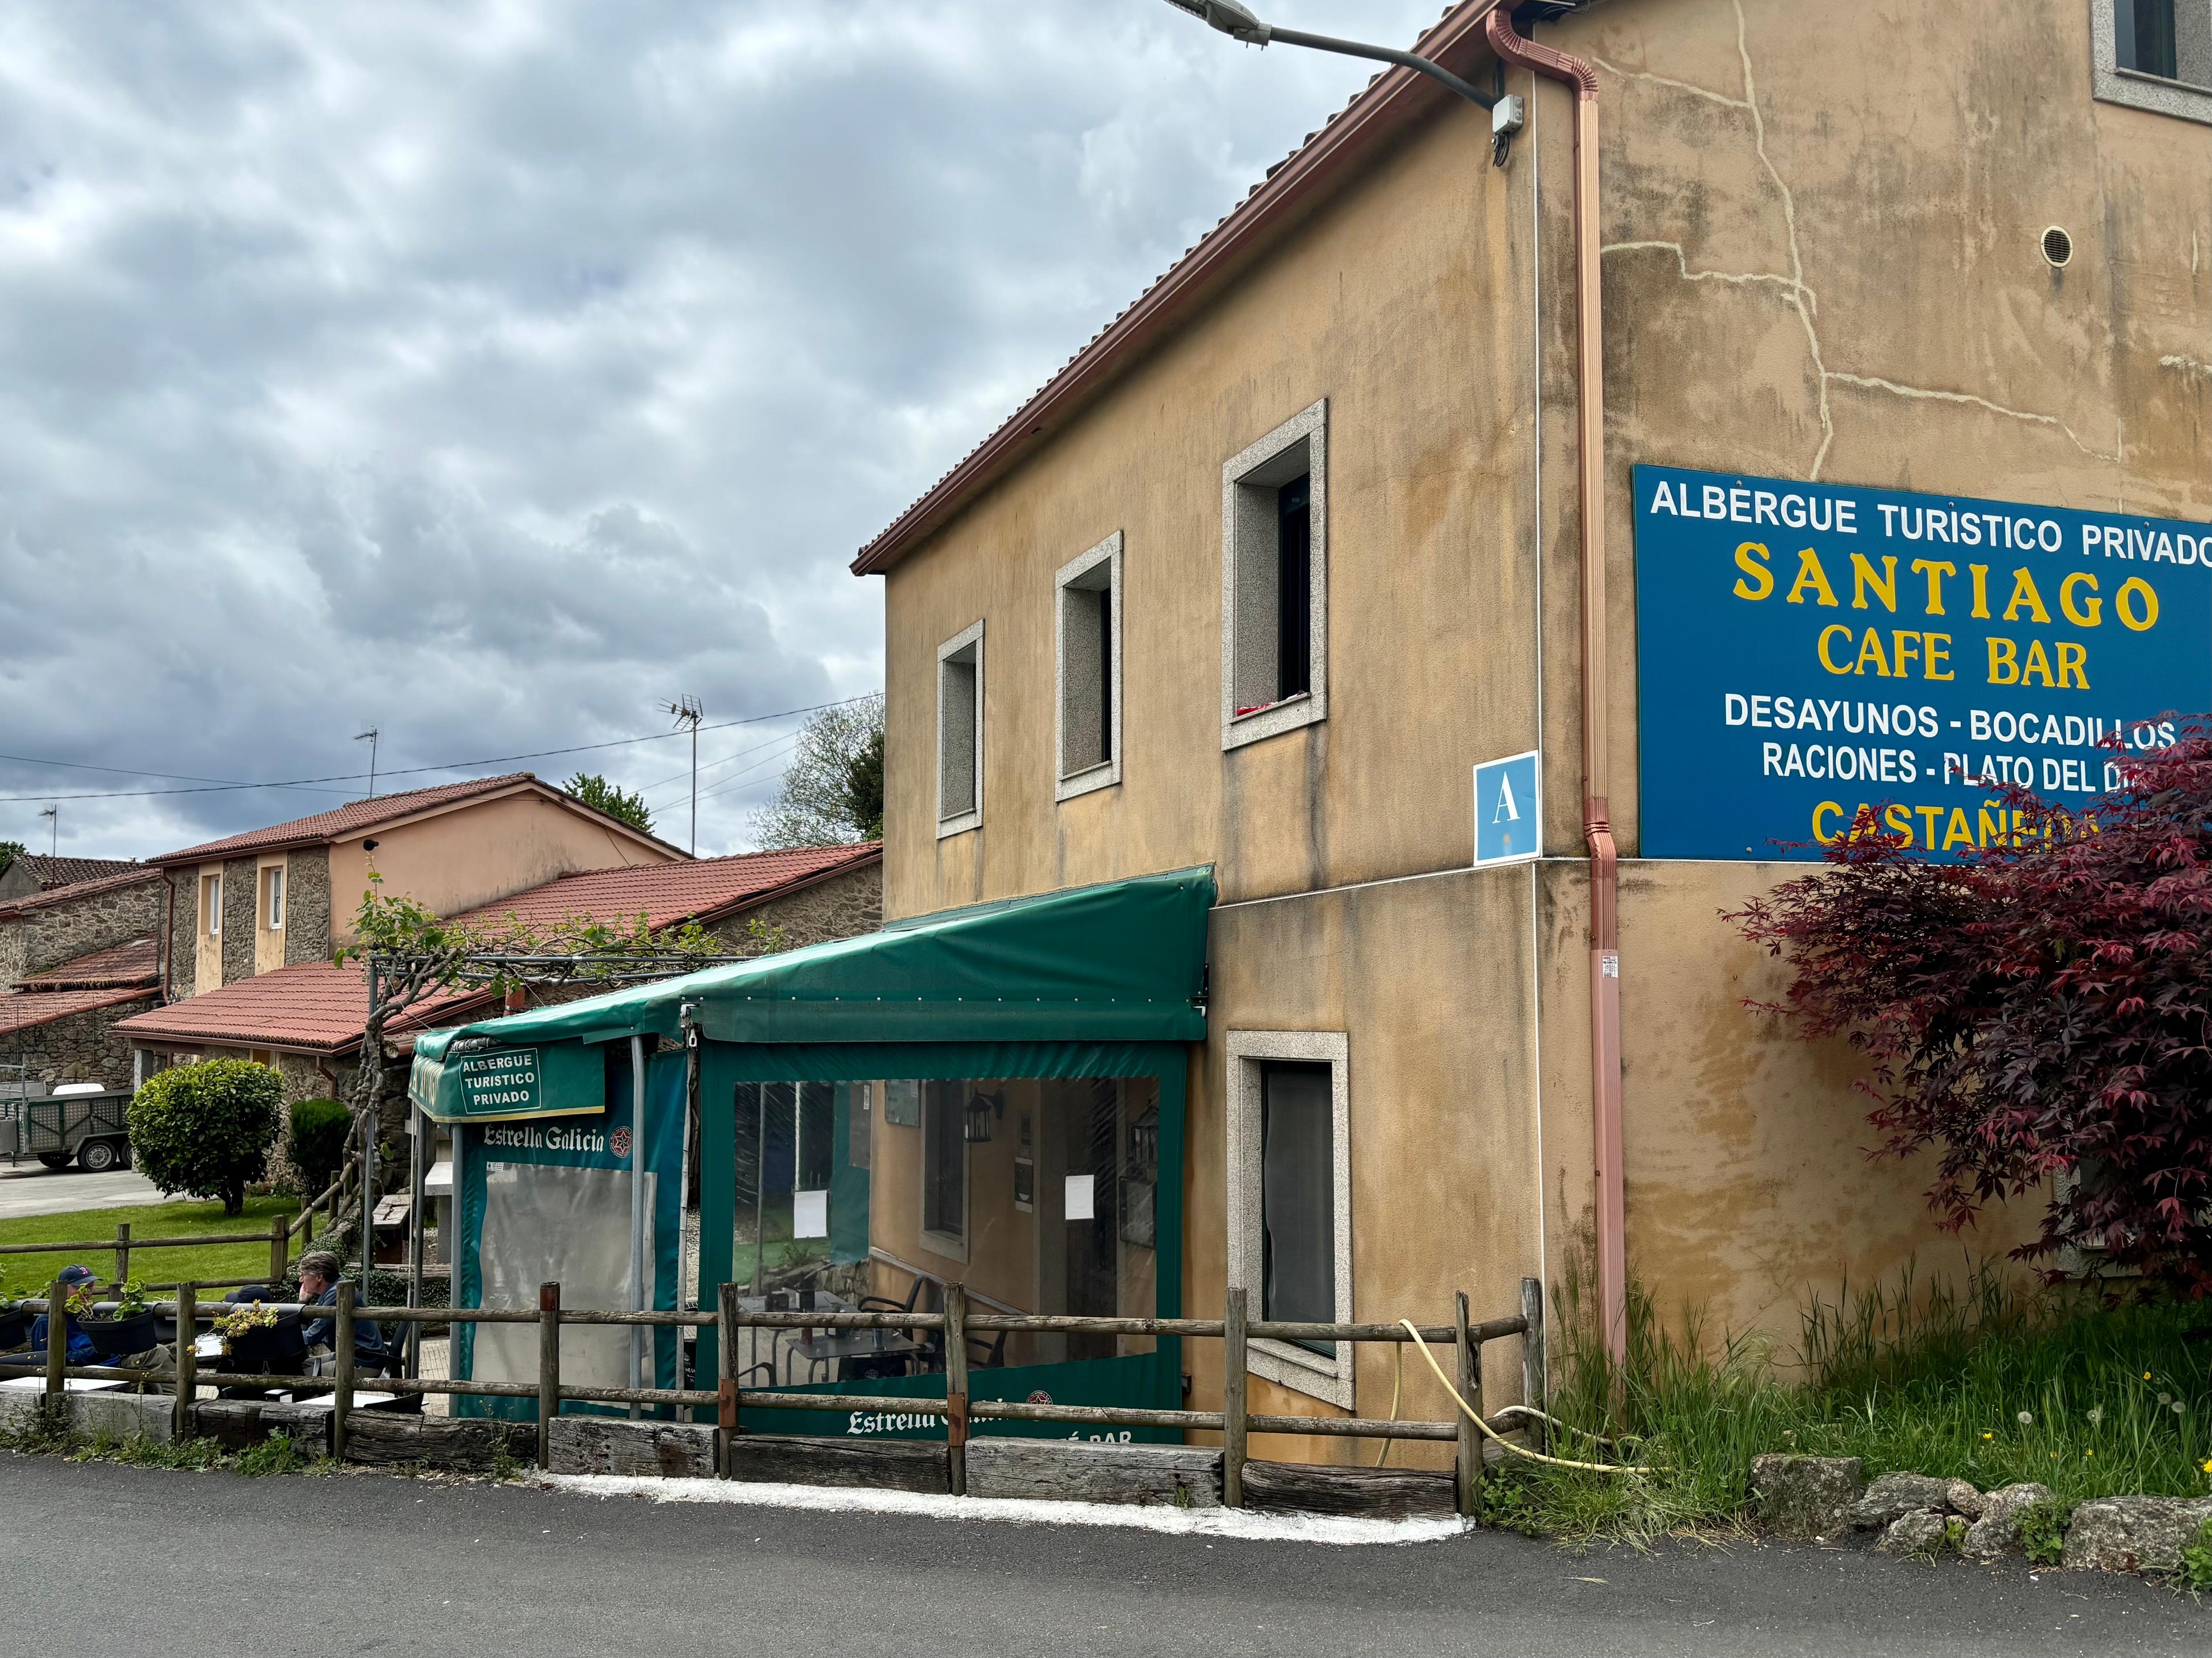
top-left (75, 1311), bottom-right (159, 1356)
top-left (224, 1313), bottom-right (307, 1368)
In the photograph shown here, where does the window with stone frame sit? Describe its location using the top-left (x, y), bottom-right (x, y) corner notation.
top-left (2094, 0), bottom-right (2212, 120)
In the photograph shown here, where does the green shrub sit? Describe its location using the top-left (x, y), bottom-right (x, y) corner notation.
top-left (2181, 1516), bottom-right (2212, 1593)
top-left (127, 1060), bottom-right (282, 1216)
top-left (287, 1097), bottom-right (351, 1198)
top-left (2018, 1499), bottom-right (2069, 1567)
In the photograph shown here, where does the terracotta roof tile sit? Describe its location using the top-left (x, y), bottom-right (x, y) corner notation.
top-left (10, 855), bottom-right (142, 890)
top-left (18, 937), bottom-right (161, 991)
top-left (144, 771), bottom-right (676, 867)
top-left (112, 962), bottom-right (495, 1055)
top-left (0, 864), bottom-right (165, 916)
top-left (454, 843), bottom-right (881, 935)
top-left (0, 985), bottom-right (160, 1036)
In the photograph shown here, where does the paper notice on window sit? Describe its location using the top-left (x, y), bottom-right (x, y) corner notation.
top-left (1064, 1174), bottom-right (1096, 1221)
top-left (793, 1189), bottom-right (830, 1239)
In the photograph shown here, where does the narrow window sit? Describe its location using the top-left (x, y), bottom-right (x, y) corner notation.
top-left (2120, 0), bottom-right (2180, 77)
top-left (1222, 400), bottom-right (1327, 749)
top-left (203, 874), bottom-right (222, 937)
top-left (1275, 474), bottom-right (1312, 700)
top-left (1055, 532), bottom-right (1123, 800)
top-left (922, 1080), bottom-right (967, 1248)
top-left (264, 864), bottom-right (285, 931)
top-left (937, 621), bottom-right (984, 836)
top-left (1260, 1060), bottom-right (1335, 1355)
top-left (1226, 1030), bottom-right (1351, 1406)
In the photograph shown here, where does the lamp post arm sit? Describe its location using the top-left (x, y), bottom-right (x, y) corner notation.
top-left (1264, 25), bottom-right (1495, 109)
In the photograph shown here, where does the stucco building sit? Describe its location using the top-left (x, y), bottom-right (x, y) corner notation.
top-left (851, 0), bottom-right (2211, 1452)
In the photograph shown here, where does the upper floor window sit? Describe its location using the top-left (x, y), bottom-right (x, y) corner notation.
top-left (2096, 0), bottom-right (2212, 120)
top-left (937, 620), bottom-right (984, 838)
top-left (262, 864), bottom-right (286, 931)
top-left (1056, 531), bottom-right (1123, 802)
top-left (201, 873), bottom-right (222, 937)
top-left (1222, 399), bottom-right (1328, 750)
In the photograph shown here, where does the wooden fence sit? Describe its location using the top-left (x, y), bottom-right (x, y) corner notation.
top-left (1, 1274), bottom-right (1546, 1517)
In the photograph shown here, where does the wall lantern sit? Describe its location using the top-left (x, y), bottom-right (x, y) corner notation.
top-left (964, 1087), bottom-right (1006, 1144)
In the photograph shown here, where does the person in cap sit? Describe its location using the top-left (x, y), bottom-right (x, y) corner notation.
top-left (25, 1264), bottom-right (104, 1366)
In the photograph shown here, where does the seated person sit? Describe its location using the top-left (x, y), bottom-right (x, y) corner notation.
top-left (21, 1264), bottom-right (112, 1369)
top-left (296, 1251), bottom-right (386, 1371)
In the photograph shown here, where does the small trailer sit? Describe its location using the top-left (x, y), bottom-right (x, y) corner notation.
top-left (0, 1083), bottom-right (132, 1172)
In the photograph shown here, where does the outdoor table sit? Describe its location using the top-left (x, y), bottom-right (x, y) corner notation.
top-left (730, 1291), bottom-right (925, 1386)
top-left (0, 1376), bottom-right (124, 1393)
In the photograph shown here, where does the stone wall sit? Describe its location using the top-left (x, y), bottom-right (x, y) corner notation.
top-left (165, 871), bottom-right (196, 997)
top-left (706, 860), bottom-right (882, 956)
top-left (221, 855), bottom-right (257, 985)
top-left (0, 995), bottom-right (160, 1086)
top-left (0, 873), bottom-right (166, 991)
top-left (284, 847), bottom-right (334, 965)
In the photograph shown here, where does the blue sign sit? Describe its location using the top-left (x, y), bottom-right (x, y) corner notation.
top-left (1474, 750), bottom-right (1541, 867)
top-left (1634, 464), bottom-right (2211, 860)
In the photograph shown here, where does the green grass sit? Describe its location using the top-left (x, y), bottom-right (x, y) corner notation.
top-left (0, 1195), bottom-right (298, 1293)
top-left (1488, 1254), bottom-right (2212, 1544)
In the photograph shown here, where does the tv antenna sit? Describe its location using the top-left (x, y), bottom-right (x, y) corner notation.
top-left (661, 696), bottom-right (703, 854)
top-left (37, 803), bottom-right (56, 856)
top-left (354, 727), bottom-right (381, 798)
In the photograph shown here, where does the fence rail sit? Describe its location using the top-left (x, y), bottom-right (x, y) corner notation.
top-left (3, 1271), bottom-right (1546, 1516)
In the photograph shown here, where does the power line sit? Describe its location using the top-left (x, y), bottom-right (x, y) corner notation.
top-left (0, 693), bottom-right (878, 805)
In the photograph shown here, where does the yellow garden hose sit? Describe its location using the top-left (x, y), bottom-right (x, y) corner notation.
top-left (1398, 1319), bottom-right (1649, 1477)
top-left (1373, 1340), bottom-right (1403, 1468)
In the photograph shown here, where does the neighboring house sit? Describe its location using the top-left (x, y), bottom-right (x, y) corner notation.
top-left (115, 842), bottom-right (882, 1098)
top-left (0, 865), bottom-right (169, 1087)
top-left (450, 842), bottom-right (882, 962)
top-left (147, 771), bottom-right (684, 1004)
top-left (852, 0), bottom-right (2210, 1444)
top-left (0, 853), bottom-right (142, 905)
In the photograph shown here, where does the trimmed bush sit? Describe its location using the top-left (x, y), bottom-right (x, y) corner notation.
top-left (127, 1061), bottom-right (282, 1216)
top-left (287, 1097), bottom-right (351, 1198)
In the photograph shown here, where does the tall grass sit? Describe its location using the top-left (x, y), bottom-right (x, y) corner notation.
top-left (1485, 1252), bottom-right (2212, 1543)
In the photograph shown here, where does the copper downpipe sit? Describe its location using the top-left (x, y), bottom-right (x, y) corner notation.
top-left (1486, 8), bottom-right (1627, 1365)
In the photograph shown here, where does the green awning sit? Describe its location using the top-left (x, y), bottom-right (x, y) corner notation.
top-left (410, 866), bottom-right (1213, 1073)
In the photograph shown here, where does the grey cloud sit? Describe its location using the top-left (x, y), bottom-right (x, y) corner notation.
top-left (0, 0), bottom-right (1443, 858)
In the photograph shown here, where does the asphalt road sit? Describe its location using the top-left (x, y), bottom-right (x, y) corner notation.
top-left (1, 1454), bottom-right (2204, 1656)
top-left (0, 1164), bottom-right (164, 1220)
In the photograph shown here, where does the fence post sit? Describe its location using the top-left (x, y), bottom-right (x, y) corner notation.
top-left (1520, 1276), bottom-right (1547, 1455)
top-left (1222, 1285), bottom-right (1248, 1508)
top-left (45, 1275), bottom-right (67, 1416)
top-left (173, 1283), bottom-right (197, 1440)
top-left (944, 1282), bottom-right (969, 1497)
top-left (114, 1221), bottom-right (130, 1288)
top-left (716, 1283), bottom-right (740, 1479)
top-left (537, 1281), bottom-right (561, 1469)
top-left (332, 1282), bottom-right (355, 1464)
top-left (268, 1215), bottom-right (287, 1288)
top-left (1455, 1290), bottom-right (1482, 1521)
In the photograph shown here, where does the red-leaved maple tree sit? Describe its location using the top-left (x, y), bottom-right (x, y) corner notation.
top-left (1733, 720), bottom-right (2212, 1292)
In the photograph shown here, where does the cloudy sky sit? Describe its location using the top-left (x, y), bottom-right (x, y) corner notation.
top-left (0, 1), bottom-right (1443, 860)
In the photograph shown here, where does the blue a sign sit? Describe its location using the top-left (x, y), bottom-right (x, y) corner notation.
top-left (1634, 464), bottom-right (2212, 860)
top-left (1473, 750), bottom-right (1541, 867)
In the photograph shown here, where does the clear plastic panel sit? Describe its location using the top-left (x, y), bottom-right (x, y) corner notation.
top-left (476, 1162), bottom-right (652, 1393)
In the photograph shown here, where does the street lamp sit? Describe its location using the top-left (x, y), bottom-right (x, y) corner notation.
top-left (1160, 0), bottom-right (1502, 113)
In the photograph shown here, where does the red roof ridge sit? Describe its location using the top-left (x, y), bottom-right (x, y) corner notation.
top-left (850, 2), bottom-right (1494, 578)
top-left (148, 772), bottom-right (689, 867)
top-left (0, 864), bottom-right (165, 916)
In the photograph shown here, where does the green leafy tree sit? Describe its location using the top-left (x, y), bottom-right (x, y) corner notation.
top-left (287, 1097), bottom-right (351, 1198)
top-left (564, 772), bottom-right (653, 834)
top-left (128, 1060), bottom-right (283, 1216)
top-left (0, 840), bottom-right (23, 878)
top-left (753, 693), bottom-right (885, 847)
top-left (334, 871), bottom-right (732, 1124)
